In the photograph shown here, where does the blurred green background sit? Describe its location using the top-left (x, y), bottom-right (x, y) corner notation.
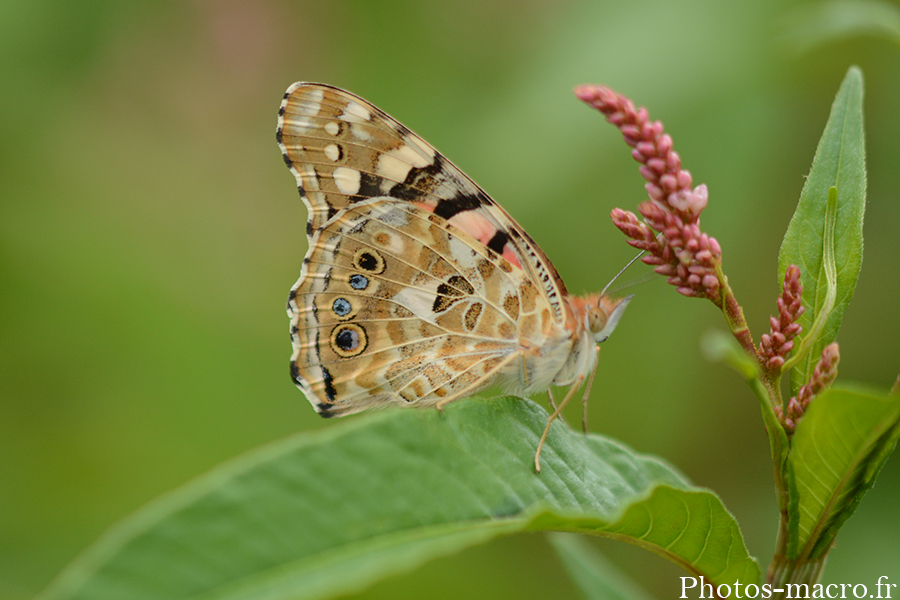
top-left (2, 0), bottom-right (898, 598)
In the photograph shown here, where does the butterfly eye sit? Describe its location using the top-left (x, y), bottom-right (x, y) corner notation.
top-left (591, 295), bottom-right (633, 343)
top-left (352, 248), bottom-right (385, 274)
top-left (587, 307), bottom-right (608, 336)
top-left (330, 323), bottom-right (368, 358)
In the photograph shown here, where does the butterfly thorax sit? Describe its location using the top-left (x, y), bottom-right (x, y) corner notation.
top-left (529, 293), bottom-right (632, 386)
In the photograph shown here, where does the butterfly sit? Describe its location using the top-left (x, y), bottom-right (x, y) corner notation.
top-left (276, 83), bottom-right (631, 472)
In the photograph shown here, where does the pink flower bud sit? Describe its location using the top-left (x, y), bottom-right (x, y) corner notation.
top-left (788, 397), bottom-right (803, 419)
top-left (620, 124), bottom-right (641, 140)
top-left (636, 141), bottom-right (656, 157)
top-left (639, 166), bottom-right (658, 183)
top-left (658, 134), bottom-right (673, 155)
top-left (654, 264), bottom-right (675, 276)
top-left (659, 173), bottom-right (678, 191)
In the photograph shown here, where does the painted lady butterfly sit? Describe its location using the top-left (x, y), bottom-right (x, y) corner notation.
top-left (276, 83), bottom-right (631, 472)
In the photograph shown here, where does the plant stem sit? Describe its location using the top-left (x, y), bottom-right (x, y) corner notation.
top-left (714, 260), bottom-right (806, 590)
top-left (766, 553), bottom-right (827, 598)
top-left (715, 263), bottom-right (756, 357)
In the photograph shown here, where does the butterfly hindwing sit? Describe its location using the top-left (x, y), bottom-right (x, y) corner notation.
top-left (289, 198), bottom-right (539, 415)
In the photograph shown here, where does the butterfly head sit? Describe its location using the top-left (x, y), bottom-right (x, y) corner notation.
top-left (585, 294), bottom-right (633, 344)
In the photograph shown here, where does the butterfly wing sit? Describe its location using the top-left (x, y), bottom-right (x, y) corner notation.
top-left (277, 83), bottom-right (568, 416)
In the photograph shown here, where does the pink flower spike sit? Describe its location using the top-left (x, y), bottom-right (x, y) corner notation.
top-left (800, 343), bottom-right (840, 408)
top-left (759, 265), bottom-right (804, 374)
top-left (577, 84), bottom-right (720, 302)
top-left (783, 343), bottom-right (840, 432)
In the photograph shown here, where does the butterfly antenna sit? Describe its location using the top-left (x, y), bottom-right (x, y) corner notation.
top-left (600, 251), bottom-right (645, 296)
top-left (604, 270), bottom-right (660, 296)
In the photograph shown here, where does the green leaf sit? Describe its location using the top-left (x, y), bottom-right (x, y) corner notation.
top-left (547, 533), bottom-right (655, 600)
top-left (779, 66), bottom-right (866, 393)
top-left (37, 398), bottom-right (758, 600)
top-left (787, 386), bottom-right (900, 560)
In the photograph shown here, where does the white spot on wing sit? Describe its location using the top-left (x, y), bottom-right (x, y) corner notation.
top-left (397, 138), bottom-right (434, 167)
top-left (342, 101), bottom-right (372, 123)
top-left (372, 229), bottom-right (403, 254)
top-left (349, 125), bottom-right (372, 142)
top-left (324, 121), bottom-right (340, 135)
top-left (393, 285), bottom-right (441, 321)
top-left (449, 236), bottom-right (481, 271)
top-left (375, 143), bottom-right (434, 183)
top-left (284, 116), bottom-right (315, 134)
top-left (292, 89), bottom-right (325, 126)
top-left (333, 167), bottom-right (361, 195)
top-left (378, 206), bottom-right (412, 227)
top-left (324, 144), bottom-right (341, 162)
top-left (377, 152), bottom-right (414, 182)
top-left (306, 88), bottom-right (325, 104)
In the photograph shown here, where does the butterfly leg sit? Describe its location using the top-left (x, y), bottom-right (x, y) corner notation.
top-left (581, 347), bottom-right (600, 434)
top-left (534, 376), bottom-right (584, 473)
top-left (519, 349), bottom-right (530, 388)
top-left (546, 389), bottom-right (569, 427)
top-left (547, 388), bottom-right (559, 411)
